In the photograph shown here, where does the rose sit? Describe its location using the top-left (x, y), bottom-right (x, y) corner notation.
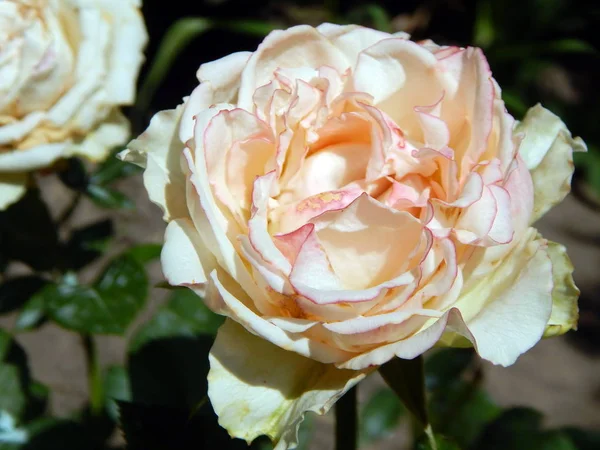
top-left (0, 0), bottom-right (147, 209)
top-left (122, 24), bottom-right (585, 449)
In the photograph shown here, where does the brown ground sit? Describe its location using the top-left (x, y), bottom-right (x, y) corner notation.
top-left (2, 173), bottom-right (599, 449)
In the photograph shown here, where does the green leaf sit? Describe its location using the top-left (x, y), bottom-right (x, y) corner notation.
top-left (127, 290), bottom-right (222, 408)
top-left (346, 4), bottom-right (392, 32)
top-left (128, 335), bottom-right (213, 408)
top-left (429, 380), bottom-right (501, 448)
top-left (0, 276), bottom-right (48, 315)
top-left (129, 288), bottom-right (223, 353)
top-left (46, 256), bottom-right (148, 335)
top-left (62, 219), bottom-right (113, 270)
top-left (473, 0), bottom-right (495, 48)
top-left (379, 356), bottom-right (428, 426)
top-left (360, 387), bottom-right (405, 444)
top-left (0, 190), bottom-right (59, 271)
top-left (538, 431), bottom-right (578, 450)
top-left (118, 400), bottom-right (249, 450)
top-left (85, 184), bottom-right (134, 209)
top-left (501, 90), bottom-right (529, 119)
top-left (127, 243), bottom-right (162, 265)
top-left (24, 381), bottom-right (49, 422)
top-left (14, 294), bottom-right (47, 332)
top-left (104, 366), bottom-right (132, 422)
top-left (561, 427), bottom-right (600, 450)
top-left (493, 39), bottom-right (597, 61)
top-left (415, 432), bottom-right (461, 450)
top-left (136, 18), bottom-right (213, 115)
top-left (20, 417), bottom-right (98, 450)
top-left (472, 408), bottom-right (544, 450)
top-left (424, 349), bottom-right (474, 391)
top-left (90, 148), bottom-right (142, 186)
top-left (217, 19), bottom-right (279, 36)
top-left (0, 365), bottom-right (26, 419)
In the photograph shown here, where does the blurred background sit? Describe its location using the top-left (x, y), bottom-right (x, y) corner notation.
top-left (1, 0), bottom-right (599, 449)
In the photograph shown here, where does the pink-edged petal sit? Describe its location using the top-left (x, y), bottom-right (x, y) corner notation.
top-left (202, 108), bottom-right (273, 219)
top-left (183, 146), bottom-right (270, 308)
top-left (454, 185), bottom-right (496, 244)
top-left (208, 320), bottom-right (369, 449)
top-left (209, 270), bottom-right (351, 363)
top-left (354, 38), bottom-right (443, 137)
top-left (437, 47), bottom-right (495, 177)
top-left (503, 155), bottom-right (534, 237)
top-left (274, 188), bottom-right (363, 235)
top-left (273, 223), bottom-right (314, 265)
top-left (237, 25), bottom-right (350, 110)
top-left (487, 184), bottom-right (514, 244)
top-left (313, 194), bottom-right (424, 289)
top-left (324, 308), bottom-right (441, 335)
top-left (337, 308), bottom-right (472, 370)
top-left (340, 235), bottom-right (552, 370)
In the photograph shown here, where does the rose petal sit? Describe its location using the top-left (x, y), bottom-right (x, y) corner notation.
top-left (516, 104), bottom-right (587, 222)
top-left (317, 23), bottom-right (394, 66)
top-left (238, 25), bottom-right (350, 110)
top-left (354, 38), bottom-right (443, 137)
top-left (208, 320), bottom-right (369, 448)
top-left (543, 241), bottom-right (579, 337)
top-left (209, 270), bottom-right (352, 363)
top-left (0, 143), bottom-right (70, 172)
top-left (0, 173), bottom-right (27, 210)
top-left (161, 218), bottom-right (215, 287)
top-left (120, 105), bottom-right (187, 220)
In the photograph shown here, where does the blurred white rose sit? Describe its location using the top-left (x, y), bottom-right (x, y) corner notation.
top-left (0, 0), bottom-right (147, 209)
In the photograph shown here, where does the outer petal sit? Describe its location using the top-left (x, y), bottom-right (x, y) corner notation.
top-left (543, 241), bottom-right (579, 337)
top-left (161, 218), bottom-right (215, 287)
top-left (119, 105), bottom-right (187, 220)
top-left (0, 143), bottom-right (70, 172)
top-left (516, 104), bottom-right (587, 222)
top-left (208, 320), bottom-right (369, 449)
top-left (0, 173), bottom-right (27, 210)
top-left (342, 230), bottom-right (554, 370)
top-left (74, 109), bottom-right (130, 162)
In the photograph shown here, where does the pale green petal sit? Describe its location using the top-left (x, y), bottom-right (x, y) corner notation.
top-left (0, 173), bottom-right (27, 210)
top-left (208, 320), bottom-right (370, 449)
top-left (516, 104), bottom-right (587, 223)
top-left (543, 241), bottom-right (579, 337)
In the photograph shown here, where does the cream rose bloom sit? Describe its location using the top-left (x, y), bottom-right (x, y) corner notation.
top-left (122, 24), bottom-right (585, 449)
top-left (0, 0), bottom-right (147, 209)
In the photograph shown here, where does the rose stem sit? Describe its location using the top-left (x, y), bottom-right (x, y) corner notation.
top-left (82, 334), bottom-right (103, 416)
top-left (335, 385), bottom-right (358, 450)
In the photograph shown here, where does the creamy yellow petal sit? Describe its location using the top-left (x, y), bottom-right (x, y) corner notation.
top-left (516, 104), bottom-right (587, 223)
top-left (0, 173), bottom-right (27, 211)
top-left (208, 320), bottom-right (369, 449)
top-left (120, 105), bottom-right (188, 221)
top-left (543, 241), bottom-right (579, 337)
